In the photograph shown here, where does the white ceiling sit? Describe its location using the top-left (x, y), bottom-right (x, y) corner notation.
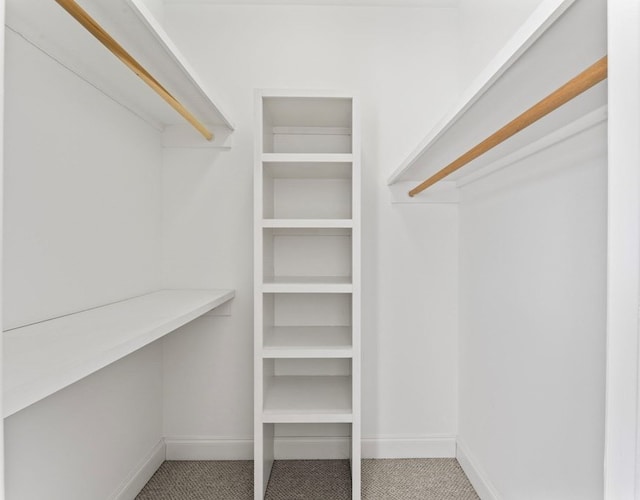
top-left (163, 0), bottom-right (458, 7)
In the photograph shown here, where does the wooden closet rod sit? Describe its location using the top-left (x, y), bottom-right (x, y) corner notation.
top-left (409, 56), bottom-right (608, 197)
top-left (54, 0), bottom-right (214, 140)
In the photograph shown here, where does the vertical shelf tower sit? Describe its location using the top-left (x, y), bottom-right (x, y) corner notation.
top-left (254, 90), bottom-right (361, 499)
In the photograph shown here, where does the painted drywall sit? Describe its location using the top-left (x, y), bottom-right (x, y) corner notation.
top-left (3, 29), bottom-right (163, 330)
top-left (3, 29), bottom-right (164, 499)
top-left (139, 0), bottom-right (166, 24)
top-left (4, 344), bottom-right (163, 500)
top-left (160, 4), bottom-right (461, 457)
top-left (457, 0), bottom-right (545, 87)
top-left (458, 123), bottom-right (607, 499)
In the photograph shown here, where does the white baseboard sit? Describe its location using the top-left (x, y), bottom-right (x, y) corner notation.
top-left (363, 435), bottom-right (456, 458)
top-left (106, 435), bottom-right (490, 500)
top-left (165, 437), bottom-right (253, 460)
top-left (110, 439), bottom-right (166, 500)
top-left (456, 439), bottom-right (502, 500)
top-left (276, 437), bottom-right (350, 459)
top-left (164, 435), bottom-right (456, 460)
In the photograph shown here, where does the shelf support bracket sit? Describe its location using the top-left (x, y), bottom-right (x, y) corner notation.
top-left (53, 0), bottom-right (214, 141)
top-left (409, 56), bottom-right (608, 196)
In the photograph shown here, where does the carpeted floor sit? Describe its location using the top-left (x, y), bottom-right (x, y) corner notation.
top-left (136, 458), bottom-right (480, 499)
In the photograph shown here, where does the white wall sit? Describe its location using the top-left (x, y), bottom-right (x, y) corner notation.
top-left (458, 0), bottom-right (544, 87)
top-left (160, 4), bottom-right (461, 457)
top-left (4, 30), bottom-right (162, 330)
top-left (458, 123), bottom-right (607, 499)
top-left (139, 0), bottom-right (165, 25)
top-left (3, 29), bottom-right (164, 499)
top-left (4, 345), bottom-right (163, 500)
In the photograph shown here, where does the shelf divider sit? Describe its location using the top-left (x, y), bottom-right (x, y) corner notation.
top-left (263, 326), bottom-right (353, 358)
top-left (262, 219), bottom-right (353, 229)
top-left (262, 153), bottom-right (353, 163)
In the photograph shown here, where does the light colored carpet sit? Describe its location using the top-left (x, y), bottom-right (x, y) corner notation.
top-left (136, 458), bottom-right (480, 499)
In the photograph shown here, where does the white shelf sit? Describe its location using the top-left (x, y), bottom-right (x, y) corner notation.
top-left (263, 276), bottom-right (353, 293)
top-left (6, 0), bottom-right (235, 134)
top-left (262, 219), bottom-right (353, 228)
top-left (3, 289), bottom-right (235, 418)
top-left (387, 0), bottom-right (606, 186)
top-left (255, 90), bottom-right (361, 498)
top-left (263, 376), bottom-right (352, 423)
top-left (263, 326), bottom-right (353, 358)
top-left (262, 153), bottom-right (353, 163)
top-left (263, 162), bottom-right (352, 180)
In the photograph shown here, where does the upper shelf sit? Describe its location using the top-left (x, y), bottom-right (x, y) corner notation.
top-left (261, 92), bottom-right (354, 154)
top-left (6, 0), bottom-right (235, 134)
top-left (387, 0), bottom-right (607, 186)
top-left (3, 289), bottom-right (235, 418)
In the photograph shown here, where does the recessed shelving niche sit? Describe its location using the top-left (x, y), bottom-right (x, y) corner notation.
top-left (263, 96), bottom-right (353, 154)
top-left (262, 228), bottom-right (352, 284)
top-left (263, 161), bottom-right (353, 220)
top-left (254, 90), bottom-right (360, 499)
top-left (263, 293), bottom-right (352, 358)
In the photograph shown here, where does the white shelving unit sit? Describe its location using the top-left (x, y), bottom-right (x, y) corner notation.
top-left (3, 289), bottom-right (234, 418)
top-left (254, 91), bottom-right (361, 499)
top-left (387, 0), bottom-right (607, 191)
top-left (6, 0), bottom-right (235, 139)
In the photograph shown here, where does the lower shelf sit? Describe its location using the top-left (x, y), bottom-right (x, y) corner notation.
top-left (263, 326), bottom-right (352, 358)
top-left (263, 375), bottom-right (352, 423)
top-left (3, 289), bottom-right (235, 418)
top-left (262, 276), bottom-right (353, 293)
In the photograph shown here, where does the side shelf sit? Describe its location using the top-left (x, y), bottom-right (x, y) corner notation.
top-left (3, 289), bottom-right (235, 418)
top-left (5, 0), bottom-right (235, 136)
top-left (388, 0), bottom-right (606, 188)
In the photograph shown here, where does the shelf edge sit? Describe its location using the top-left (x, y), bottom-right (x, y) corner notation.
top-left (262, 153), bottom-right (353, 163)
top-left (262, 219), bottom-right (353, 228)
top-left (262, 414), bottom-right (354, 424)
top-left (262, 348), bottom-right (354, 359)
top-left (262, 285), bottom-right (353, 294)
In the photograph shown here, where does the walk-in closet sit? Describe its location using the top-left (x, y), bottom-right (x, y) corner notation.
top-left (1, 0), bottom-right (638, 498)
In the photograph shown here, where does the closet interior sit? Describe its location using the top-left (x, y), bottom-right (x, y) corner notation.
top-left (1, 0), bottom-right (635, 498)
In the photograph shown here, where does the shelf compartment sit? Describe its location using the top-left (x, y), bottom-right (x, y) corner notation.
top-left (263, 293), bottom-right (352, 335)
top-left (3, 289), bottom-right (235, 418)
top-left (6, 0), bottom-right (234, 133)
top-left (263, 228), bottom-right (352, 284)
top-left (272, 423), bottom-right (353, 460)
top-left (263, 160), bottom-right (352, 220)
top-left (263, 375), bottom-right (352, 423)
top-left (262, 96), bottom-right (353, 154)
top-left (264, 326), bottom-right (353, 358)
